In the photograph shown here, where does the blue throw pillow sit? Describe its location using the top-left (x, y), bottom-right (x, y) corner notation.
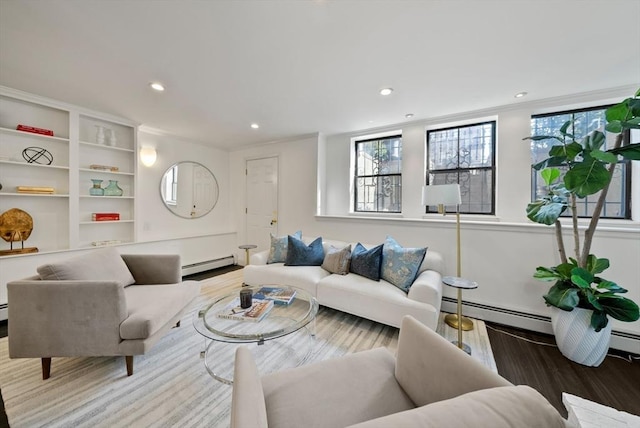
top-left (381, 236), bottom-right (427, 292)
top-left (267, 230), bottom-right (302, 264)
top-left (350, 243), bottom-right (383, 281)
top-left (285, 236), bottom-right (325, 266)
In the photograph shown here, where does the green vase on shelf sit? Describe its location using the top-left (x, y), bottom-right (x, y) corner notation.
top-left (89, 179), bottom-right (104, 196)
top-left (103, 180), bottom-right (123, 197)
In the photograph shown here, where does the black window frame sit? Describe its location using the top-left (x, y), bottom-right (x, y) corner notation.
top-left (353, 134), bottom-right (402, 213)
top-left (426, 121), bottom-right (496, 215)
top-left (531, 105), bottom-right (631, 220)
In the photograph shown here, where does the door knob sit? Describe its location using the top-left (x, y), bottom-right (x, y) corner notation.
top-left (270, 219), bottom-right (277, 225)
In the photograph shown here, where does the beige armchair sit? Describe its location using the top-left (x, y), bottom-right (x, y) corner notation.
top-left (7, 248), bottom-right (200, 379)
top-left (231, 315), bottom-right (567, 428)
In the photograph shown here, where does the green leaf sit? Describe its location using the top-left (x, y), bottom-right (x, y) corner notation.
top-left (526, 200), bottom-right (565, 225)
top-left (524, 135), bottom-right (563, 142)
top-left (585, 290), bottom-right (603, 310)
top-left (605, 102), bottom-right (630, 123)
top-left (583, 131), bottom-right (606, 151)
top-left (608, 143), bottom-right (640, 160)
top-left (599, 296), bottom-right (640, 322)
top-left (590, 150), bottom-right (618, 164)
top-left (571, 267), bottom-right (594, 288)
top-left (540, 168), bottom-right (560, 186)
top-left (590, 311), bottom-right (609, 332)
top-left (544, 282), bottom-right (579, 310)
top-left (534, 266), bottom-right (562, 281)
top-left (605, 121), bottom-right (623, 133)
top-left (559, 120), bottom-right (572, 136)
top-left (532, 156), bottom-right (567, 171)
top-left (564, 160), bottom-right (610, 197)
top-left (594, 280), bottom-right (626, 294)
top-left (556, 263), bottom-right (575, 279)
top-left (585, 255), bottom-right (609, 274)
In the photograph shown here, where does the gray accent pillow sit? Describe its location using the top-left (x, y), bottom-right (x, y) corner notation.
top-left (285, 236), bottom-right (325, 266)
top-left (321, 245), bottom-right (351, 275)
top-left (350, 243), bottom-right (383, 281)
top-left (37, 247), bottom-right (135, 287)
top-left (267, 230), bottom-right (302, 264)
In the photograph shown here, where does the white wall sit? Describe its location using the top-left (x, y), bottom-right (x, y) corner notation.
top-left (230, 87), bottom-right (640, 352)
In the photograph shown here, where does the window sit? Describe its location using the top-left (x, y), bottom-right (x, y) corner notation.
top-left (531, 106), bottom-right (631, 219)
top-left (163, 164), bottom-right (178, 206)
top-left (354, 135), bottom-right (402, 213)
top-left (426, 122), bottom-right (496, 214)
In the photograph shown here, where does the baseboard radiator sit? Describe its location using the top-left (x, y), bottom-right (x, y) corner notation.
top-left (442, 297), bottom-right (640, 354)
top-left (182, 255), bottom-right (235, 276)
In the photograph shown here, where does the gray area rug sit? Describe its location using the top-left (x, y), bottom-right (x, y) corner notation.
top-left (0, 270), bottom-right (496, 427)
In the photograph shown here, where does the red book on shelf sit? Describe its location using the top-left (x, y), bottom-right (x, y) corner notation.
top-left (92, 213), bottom-right (120, 221)
top-left (16, 124), bottom-right (54, 136)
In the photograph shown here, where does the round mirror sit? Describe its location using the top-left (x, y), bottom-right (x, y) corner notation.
top-left (160, 161), bottom-right (219, 218)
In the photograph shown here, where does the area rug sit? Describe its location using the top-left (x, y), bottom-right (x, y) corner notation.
top-left (0, 269), bottom-right (496, 428)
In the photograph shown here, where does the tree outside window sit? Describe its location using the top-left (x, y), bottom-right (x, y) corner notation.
top-left (354, 135), bottom-right (402, 213)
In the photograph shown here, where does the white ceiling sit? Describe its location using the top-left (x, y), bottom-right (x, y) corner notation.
top-left (1, 0), bottom-right (639, 150)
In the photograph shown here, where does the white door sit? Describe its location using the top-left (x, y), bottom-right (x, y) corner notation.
top-left (246, 157), bottom-right (278, 252)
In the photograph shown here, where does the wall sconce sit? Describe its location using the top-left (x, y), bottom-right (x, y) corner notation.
top-left (140, 147), bottom-right (157, 167)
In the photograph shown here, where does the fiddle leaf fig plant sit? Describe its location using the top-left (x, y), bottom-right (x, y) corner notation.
top-left (524, 88), bottom-right (640, 331)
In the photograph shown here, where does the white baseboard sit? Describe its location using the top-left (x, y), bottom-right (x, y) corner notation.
top-left (441, 298), bottom-right (640, 355)
top-left (182, 255), bottom-right (234, 276)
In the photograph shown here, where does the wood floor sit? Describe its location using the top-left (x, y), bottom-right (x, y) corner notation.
top-left (486, 322), bottom-right (640, 418)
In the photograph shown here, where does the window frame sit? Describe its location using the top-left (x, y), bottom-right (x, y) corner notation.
top-left (530, 105), bottom-right (632, 220)
top-left (425, 121), bottom-right (496, 215)
top-left (353, 134), bottom-right (403, 213)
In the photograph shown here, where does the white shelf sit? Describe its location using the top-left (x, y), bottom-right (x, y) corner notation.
top-left (79, 168), bottom-right (134, 176)
top-left (0, 126), bottom-right (69, 142)
top-left (0, 160), bottom-right (69, 170)
top-left (79, 195), bottom-right (135, 199)
top-left (79, 220), bottom-right (135, 225)
top-left (79, 140), bottom-right (134, 152)
top-left (0, 192), bottom-right (69, 198)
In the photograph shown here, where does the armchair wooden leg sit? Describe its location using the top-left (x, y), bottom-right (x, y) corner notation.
top-left (42, 357), bottom-right (51, 380)
top-left (125, 356), bottom-right (134, 376)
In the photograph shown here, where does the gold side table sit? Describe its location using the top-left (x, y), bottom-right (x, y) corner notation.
top-left (442, 276), bottom-right (478, 355)
top-left (238, 244), bottom-right (257, 265)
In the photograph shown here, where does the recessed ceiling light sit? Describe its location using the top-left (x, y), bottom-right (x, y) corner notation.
top-left (150, 82), bottom-right (165, 91)
top-left (379, 88), bottom-right (393, 96)
top-left (514, 91), bottom-right (528, 98)
top-left (250, 123), bottom-right (260, 129)
top-left (405, 113), bottom-right (414, 119)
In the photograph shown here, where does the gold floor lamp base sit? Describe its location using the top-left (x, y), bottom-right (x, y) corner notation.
top-left (444, 313), bottom-right (474, 331)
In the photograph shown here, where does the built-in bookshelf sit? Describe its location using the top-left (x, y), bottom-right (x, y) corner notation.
top-left (0, 88), bottom-right (137, 254)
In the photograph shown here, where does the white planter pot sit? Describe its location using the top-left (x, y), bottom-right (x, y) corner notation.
top-left (550, 306), bottom-right (612, 367)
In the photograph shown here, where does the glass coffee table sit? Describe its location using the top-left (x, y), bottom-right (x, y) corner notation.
top-left (193, 285), bottom-right (319, 384)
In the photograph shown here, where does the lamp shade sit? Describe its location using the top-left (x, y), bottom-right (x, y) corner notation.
top-left (422, 184), bottom-right (461, 206)
top-left (140, 147), bottom-right (157, 167)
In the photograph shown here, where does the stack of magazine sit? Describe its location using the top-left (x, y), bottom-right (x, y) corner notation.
top-left (253, 287), bottom-right (297, 305)
top-left (216, 297), bottom-right (274, 322)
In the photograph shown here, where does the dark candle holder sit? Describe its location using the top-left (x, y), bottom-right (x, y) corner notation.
top-left (240, 289), bottom-right (253, 309)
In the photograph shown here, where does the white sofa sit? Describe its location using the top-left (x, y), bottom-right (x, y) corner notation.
top-left (243, 239), bottom-right (443, 330)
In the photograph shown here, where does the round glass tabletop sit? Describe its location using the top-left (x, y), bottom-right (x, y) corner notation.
top-left (442, 276), bottom-right (478, 290)
top-left (193, 285), bottom-right (319, 344)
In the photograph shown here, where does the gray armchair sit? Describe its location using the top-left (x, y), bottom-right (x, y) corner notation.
top-left (7, 248), bottom-right (200, 379)
top-left (231, 316), bottom-right (567, 428)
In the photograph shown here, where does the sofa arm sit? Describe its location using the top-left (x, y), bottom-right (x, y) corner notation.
top-left (7, 279), bottom-right (127, 358)
top-left (250, 250), bottom-right (269, 265)
top-left (121, 254), bottom-right (181, 284)
top-left (395, 316), bottom-right (511, 407)
top-left (407, 270), bottom-right (442, 312)
top-left (231, 346), bottom-right (268, 428)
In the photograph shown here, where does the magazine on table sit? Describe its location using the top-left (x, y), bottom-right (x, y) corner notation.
top-left (253, 286), bottom-right (297, 305)
top-left (216, 297), bottom-right (274, 322)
